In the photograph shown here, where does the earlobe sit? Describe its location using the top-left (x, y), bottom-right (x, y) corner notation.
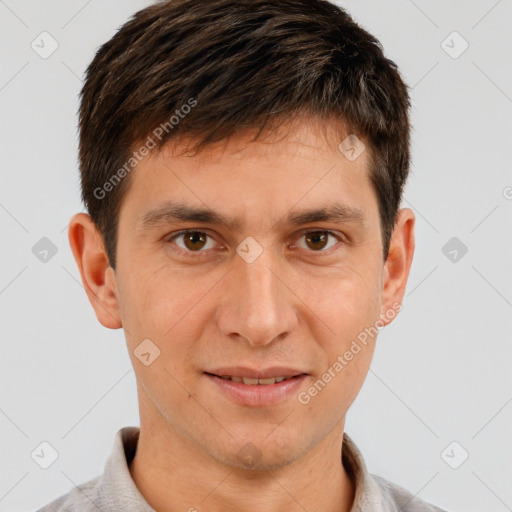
top-left (68, 213), bottom-right (122, 329)
top-left (379, 208), bottom-right (415, 326)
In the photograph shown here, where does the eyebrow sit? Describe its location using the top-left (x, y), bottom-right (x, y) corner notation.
top-left (136, 200), bottom-right (366, 233)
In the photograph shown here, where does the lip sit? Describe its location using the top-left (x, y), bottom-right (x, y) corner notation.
top-left (204, 368), bottom-right (309, 407)
top-left (206, 366), bottom-right (305, 379)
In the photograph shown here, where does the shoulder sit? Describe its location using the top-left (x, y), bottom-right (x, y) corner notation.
top-left (35, 474), bottom-right (102, 512)
top-left (370, 473), bottom-right (451, 512)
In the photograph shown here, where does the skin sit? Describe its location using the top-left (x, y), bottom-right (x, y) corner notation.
top-left (68, 116), bottom-right (415, 512)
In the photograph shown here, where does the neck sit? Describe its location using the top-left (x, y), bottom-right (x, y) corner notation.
top-left (129, 415), bottom-right (355, 512)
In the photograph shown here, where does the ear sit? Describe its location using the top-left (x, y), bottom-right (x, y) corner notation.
top-left (67, 213), bottom-right (122, 329)
top-left (379, 208), bottom-right (415, 326)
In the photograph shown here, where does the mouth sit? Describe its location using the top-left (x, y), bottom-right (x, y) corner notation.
top-left (204, 373), bottom-right (303, 385)
top-left (204, 368), bottom-right (309, 407)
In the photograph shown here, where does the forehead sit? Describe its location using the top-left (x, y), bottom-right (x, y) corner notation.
top-left (121, 117), bottom-right (376, 231)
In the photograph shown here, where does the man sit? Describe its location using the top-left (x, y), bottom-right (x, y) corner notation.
top-left (37, 0), bottom-right (449, 510)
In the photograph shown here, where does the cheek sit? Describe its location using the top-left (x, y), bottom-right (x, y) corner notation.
top-left (297, 339), bottom-right (375, 426)
top-left (304, 261), bottom-right (382, 338)
top-left (118, 265), bottom-right (225, 380)
top-left (300, 301), bottom-right (378, 417)
top-left (301, 262), bottom-right (382, 394)
top-left (118, 263), bottom-right (195, 334)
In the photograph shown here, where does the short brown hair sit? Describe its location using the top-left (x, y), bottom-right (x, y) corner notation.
top-left (78, 0), bottom-right (411, 269)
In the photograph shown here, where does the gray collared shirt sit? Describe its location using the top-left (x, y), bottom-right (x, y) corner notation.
top-left (36, 426), bottom-right (449, 511)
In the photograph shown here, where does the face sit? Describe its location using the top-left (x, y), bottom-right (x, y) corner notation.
top-left (70, 117), bottom-right (414, 471)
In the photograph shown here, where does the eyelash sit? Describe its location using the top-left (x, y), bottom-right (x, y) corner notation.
top-left (165, 229), bottom-right (345, 257)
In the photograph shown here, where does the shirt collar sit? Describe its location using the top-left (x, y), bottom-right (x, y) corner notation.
top-left (342, 431), bottom-right (389, 510)
top-left (100, 426), bottom-right (156, 511)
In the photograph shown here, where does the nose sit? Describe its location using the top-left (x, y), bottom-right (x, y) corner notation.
top-left (215, 245), bottom-right (299, 347)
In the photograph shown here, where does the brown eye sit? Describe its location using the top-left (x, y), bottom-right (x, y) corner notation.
top-left (182, 231), bottom-right (208, 251)
top-left (169, 230), bottom-right (217, 254)
top-left (305, 231), bottom-right (329, 251)
top-left (295, 230), bottom-right (342, 253)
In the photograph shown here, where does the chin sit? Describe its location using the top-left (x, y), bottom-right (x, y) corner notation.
top-left (214, 430), bottom-right (310, 472)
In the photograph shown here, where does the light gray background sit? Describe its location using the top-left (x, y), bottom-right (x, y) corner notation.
top-left (1, 1), bottom-right (511, 511)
